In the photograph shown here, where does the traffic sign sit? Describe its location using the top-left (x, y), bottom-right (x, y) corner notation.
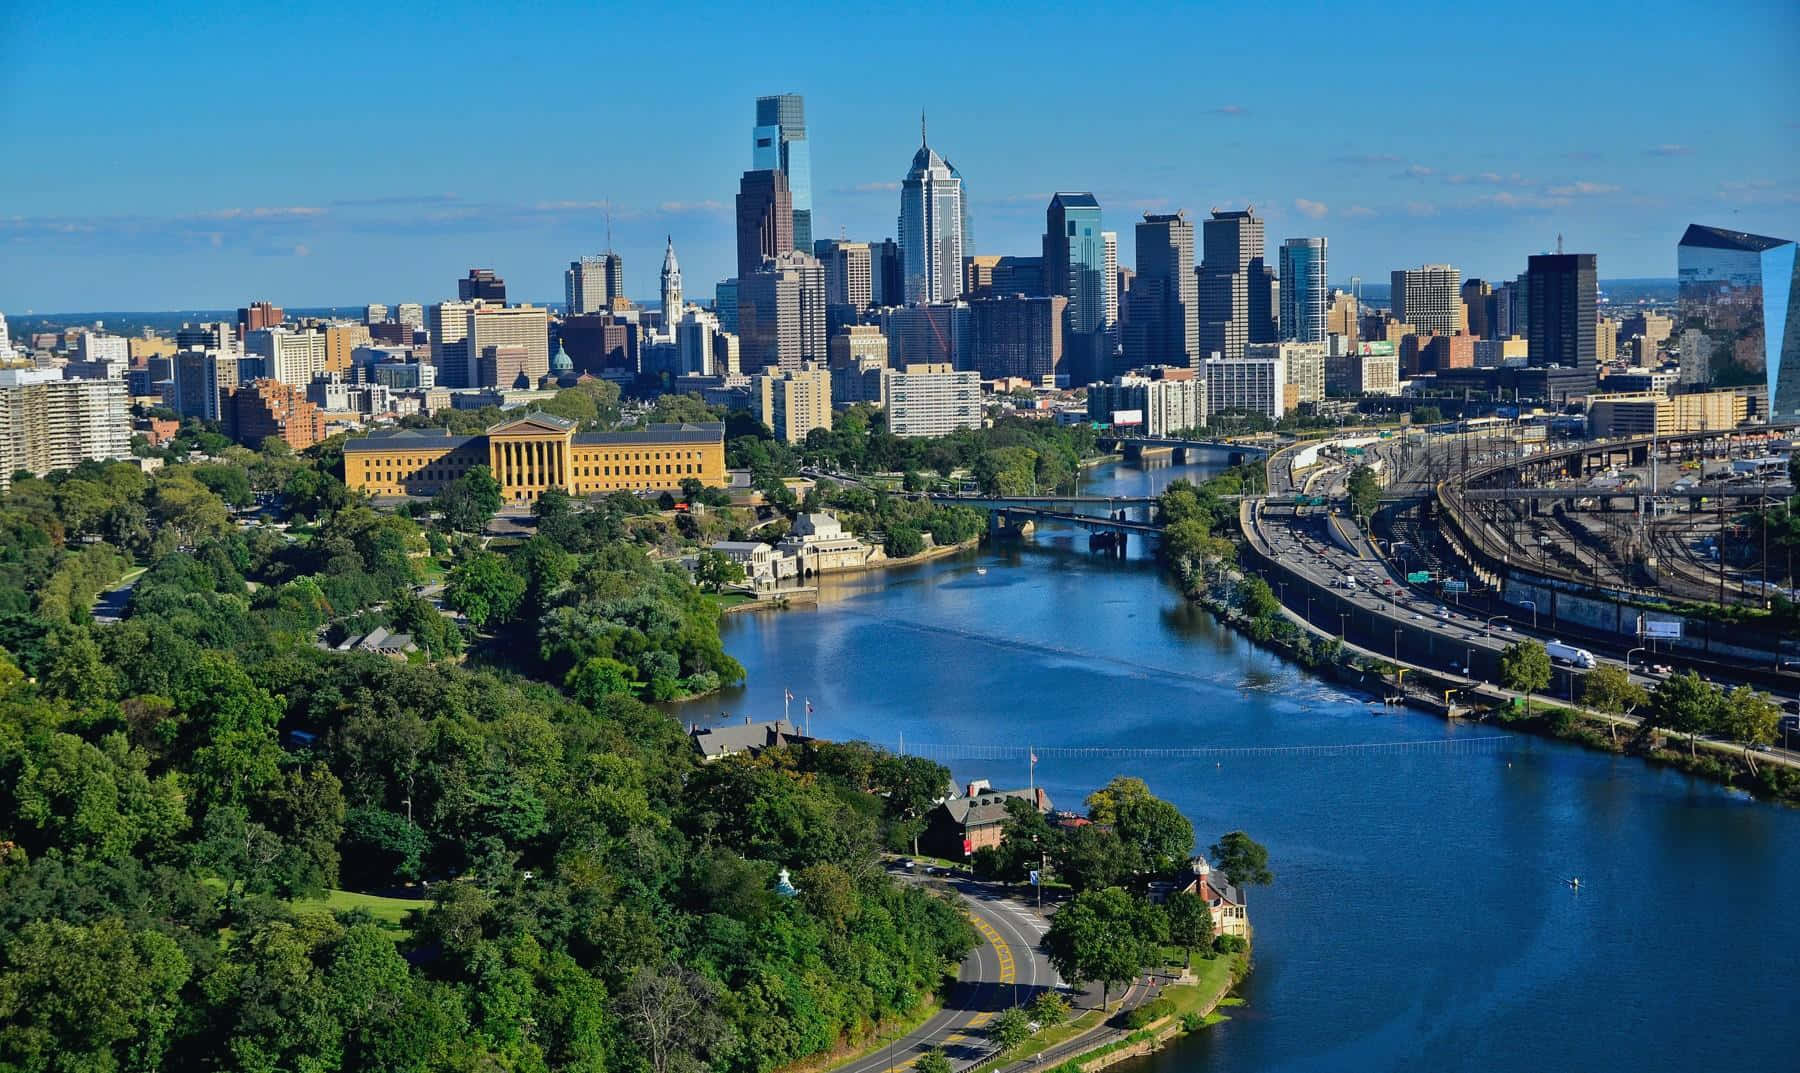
top-left (1029, 870), bottom-right (1041, 886)
top-left (1406, 571), bottom-right (1431, 584)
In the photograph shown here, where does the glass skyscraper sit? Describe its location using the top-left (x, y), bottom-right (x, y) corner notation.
top-left (754, 94), bottom-right (813, 252)
top-left (1278, 237), bottom-right (1328, 342)
top-left (898, 122), bottom-right (965, 305)
top-left (1043, 193), bottom-right (1107, 336)
top-left (1677, 224), bottom-right (1799, 421)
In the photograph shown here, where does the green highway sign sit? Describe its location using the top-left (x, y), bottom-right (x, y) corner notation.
top-left (1406, 571), bottom-right (1431, 584)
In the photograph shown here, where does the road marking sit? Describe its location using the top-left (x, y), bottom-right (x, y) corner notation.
top-left (968, 913), bottom-right (1016, 986)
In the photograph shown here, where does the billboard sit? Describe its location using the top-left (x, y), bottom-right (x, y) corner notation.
top-left (1642, 618), bottom-right (1683, 640)
top-left (1356, 341), bottom-right (1397, 356)
top-left (1110, 409), bottom-right (1144, 427)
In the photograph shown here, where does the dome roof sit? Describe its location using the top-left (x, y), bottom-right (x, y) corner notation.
top-left (550, 342), bottom-right (573, 373)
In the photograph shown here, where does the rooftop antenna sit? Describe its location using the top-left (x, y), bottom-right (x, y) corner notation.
top-left (920, 110), bottom-right (927, 147)
top-left (605, 199), bottom-right (614, 255)
top-left (1556, 232), bottom-right (1564, 254)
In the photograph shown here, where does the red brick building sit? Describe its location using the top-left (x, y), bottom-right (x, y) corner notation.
top-left (227, 378), bottom-right (325, 450)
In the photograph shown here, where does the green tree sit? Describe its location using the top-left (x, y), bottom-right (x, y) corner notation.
top-left (0, 917), bottom-right (192, 1072)
top-left (1085, 776), bottom-right (1194, 875)
top-left (1345, 463), bottom-right (1381, 521)
top-left (884, 525), bottom-right (925, 558)
top-left (1649, 671), bottom-right (1722, 758)
top-left (1498, 640), bottom-right (1552, 714)
top-left (1165, 889), bottom-right (1214, 968)
top-left (1717, 685), bottom-right (1780, 773)
top-left (694, 549), bottom-right (746, 592)
top-left (1043, 887), bottom-right (1156, 1010)
top-left (435, 465), bottom-right (503, 532)
top-left (1580, 663), bottom-right (1647, 744)
top-left (613, 963), bottom-right (737, 1073)
top-left (991, 1005), bottom-right (1032, 1050)
top-left (1028, 991), bottom-right (1069, 1028)
top-left (1208, 831), bottom-right (1273, 887)
top-left (915, 1050), bottom-right (952, 1073)
top-left (446, 551), bottom-right (525, 629)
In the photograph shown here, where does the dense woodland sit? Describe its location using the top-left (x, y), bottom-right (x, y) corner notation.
top-left (0, 414), bottom-right (980, 1072)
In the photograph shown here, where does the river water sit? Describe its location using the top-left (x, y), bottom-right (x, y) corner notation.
top-left (670, 459), bottom-right (1799, 1073)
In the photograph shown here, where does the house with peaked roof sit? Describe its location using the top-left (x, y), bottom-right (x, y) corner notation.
top-left (921, 783), bottom-right (1052, 859)
top-left (689, 717), bottom-right (816, 761)
top-left (1153, 856), bottom-right (1249, 938)
top-left (343, 413), bottom-right (725, 502)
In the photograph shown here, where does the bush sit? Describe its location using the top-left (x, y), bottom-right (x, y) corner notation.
top-left (1180, 1011), bottom-right (1208, 1031)
top-left (884, 525), bottom-right (925, 558)
top-left (1123, 996), bottom-right (1175, 1029)
top-left (1213, 934), bottom-right (1246, 954)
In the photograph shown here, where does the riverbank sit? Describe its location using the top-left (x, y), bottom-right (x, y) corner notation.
top-left (718, 539), bottom-right (978, 614)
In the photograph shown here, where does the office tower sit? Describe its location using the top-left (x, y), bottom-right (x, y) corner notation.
top-left (754, 94), bottom-right (813, 251)
top-left (1127, 212), bottom-right (1198, 368)
top-left (1086, 370), bottom-right (1203, 436)
top-left (880, 303), bottom-right (971, 367)
top-left (1043, 193), bottom-right (1108, 335)
top-left (1248, 341), bottom-right (1326, 407)
top-left (737, 251), bottom-right (827, 372)
top-left (1460, 278), bottom-right (1494, 339)
top-left (458, 269), bottom-right (507, 303)
top-left (323, 323), bottom-right (370, 375)
top-left (675, 309), bottom-right (727, 376)
top-left (236, 301), bottom-right (283, 340)
top-left (964, 255), bottom-right (1046, 298)
top-left (364, 304), bottom-right (388, 326)
top-left (559, 314), bottom-right (639, 376)
top-left (76, 333), bottom-right (130, 364)
top-left (661, 236), bottom-right (684, 328)
top-left (1198, 208), bottom-right (1268, 362)
top-left (1102, 231), bottom-right (1120, 334)
top-left (1205, 350), bottom-right (1286, 420)
top-left (1326, 290), bottom-right (1359, 339)
top-left (899, 121), bottom-right (966, 304)
top-left (970, 294), bottom-right (1067, 382)
top-left (390, 304), bottom-right (423, 334)
top-left (1524, 253), bottom-right (1598, 385)
top-left (816, 239), bottom-right (873, 311)
top-left (736, 169), bottom-right (794, 280)
top-left (246, 327), bottom-right (327, 385)
top-left (426, 301), bottom-right (475, 388)
top-left (883, 363), bottom-right (982, 437)
top-left (1596, 317), bottom-right (1619, 364)
top-left (1278, 237), bottom-right (1328, 342)
top-left (870, 239), bottom-right (904, 306)
top-left (1325, 341), bottom-right (1400, 396)
top-left (227, 378), bottom-right (326, 450)
top-left (755, 362), bottom-right (832, 443)
top-left (176, 321), bottom-right (236, 353)
top-left (0, 312), bottom-right (9, 355)
top-left (0, 369), bottom-right (131, 491)
top-left (1678, 224), bottom-right (1799, 419)
top-left (468, 305), bottom-right (550, 387)
top-left (173, 350), bottom-right (240, 420)
top-left (566, 256), bottom-right (610, 315)
top-left (829, 326), bottom-right (888, 405)
top-left (715, 280), bottom-right (739, 334)
top-left (1390, 265), bottom-right (1462, 335)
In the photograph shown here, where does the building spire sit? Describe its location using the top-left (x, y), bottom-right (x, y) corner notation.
top-left (921, 110), bottom-right (927, 147)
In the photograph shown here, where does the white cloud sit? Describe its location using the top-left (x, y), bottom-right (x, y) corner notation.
top-left (657, 200), bottom-right (726, 214)
top-left (1405, 201), bottom-right (1439, 217)
top-left (1545, 181), bottom-right (1620, 196)
top-left (1293, 198), bottom-right (1328, 219)
top-left (1403, 164), bottom-right (1436, 179)
top-left (1343, 205), bottom-right (1376, 219)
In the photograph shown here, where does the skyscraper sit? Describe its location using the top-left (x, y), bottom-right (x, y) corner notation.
top-left (1198, 208), bottom-right (1266, 361)
top-left (871, 239), bottom-right (904, 307)
top-left (754, 94), bottom-right (814, 251)
top-left (1461, 278), bottom-right (1494, 339)
top-left (1278, 237), bottom-right (1328, 342)
top-left (661, 236), bottom-right (683, 327)
top-left (737, 251), bottom-right (827, 373)
top-left (1678, 224), bottom-right (1800, 419)
top-left (1390, 265), bottom-right (1462, 335)
top-left (1525, 253), bottom-right (1597, 384)
top-left (816, 239), bottom-right (873, 312)
top-left (566, 256), bottom-right (610, 315)
top-left (970, 293), bottom-right (1067, 382)
top-left (458, 269), bottom-right (507, 303)
top-left (736, 170), bottom-right (794, 280)
top-left (1043, 193), bottom-right (1107, 335)
top-left (1102, 231), bottom-right (1120, 337)
top-left (898, 119), bottom-right (966, 305)
top-left (428, 300), bottom-right (476, 389)
top-left (1127, 212), bottom-right (1198, 368)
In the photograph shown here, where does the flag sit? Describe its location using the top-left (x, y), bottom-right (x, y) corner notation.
top-left (1030, 751), bottom-right (1038, 765)
top-left (806, 699), bottom-right (814, 714)
top-left (785, 688), bottom-right (794, 702)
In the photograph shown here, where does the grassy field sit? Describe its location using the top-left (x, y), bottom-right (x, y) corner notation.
top-left (289, 888), bottom-right (431, 939)
top-left (980, 1007), bottom-right (1107, 1068)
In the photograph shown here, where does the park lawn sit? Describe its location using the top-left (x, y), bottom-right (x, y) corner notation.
top-left (289, 888), bottom-right (431, 939)
top-left (980, 1006), bottom-right (1107, 1068)
top-left (713, 591), bottom-right (757, 609)
top-left (1158, 953), bottom-right (1243, 1022)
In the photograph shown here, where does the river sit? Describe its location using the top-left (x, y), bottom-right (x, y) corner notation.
top-left (670, 459), bottom-right (1799, 1073)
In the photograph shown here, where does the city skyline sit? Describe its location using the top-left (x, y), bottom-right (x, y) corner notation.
top-left (2, 2), bottom-right (1798, 311)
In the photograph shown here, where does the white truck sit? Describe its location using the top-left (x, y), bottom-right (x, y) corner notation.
top-left (1545, 640), bottom-right (1597, 669)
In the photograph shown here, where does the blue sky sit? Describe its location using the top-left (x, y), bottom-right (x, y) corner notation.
top-left (3, 0), bottom-right (1797, 313)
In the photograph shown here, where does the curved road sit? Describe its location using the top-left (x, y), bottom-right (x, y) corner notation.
top-left (840, 876), bottom-right (1136, 1073)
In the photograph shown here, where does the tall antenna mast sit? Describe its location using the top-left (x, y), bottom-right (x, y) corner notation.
top-left (606, 199), bottom-right (614, 254)
top-left (1556, 232), bottom-right (1564, 254)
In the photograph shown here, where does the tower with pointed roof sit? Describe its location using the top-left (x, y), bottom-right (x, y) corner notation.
top-left (661, 235), bottom-right (683, 330)
top-left (898, 113), bottom-right (966, 305)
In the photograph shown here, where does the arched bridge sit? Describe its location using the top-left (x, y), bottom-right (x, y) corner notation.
top-left (1095, 434), bottom-right (1274, 465)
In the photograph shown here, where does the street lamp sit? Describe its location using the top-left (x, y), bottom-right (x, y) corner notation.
top-left (1520, 599), bottom-right (1538, 630)
top-left (1627, 646), bottom-right (1645, 673)
top-left (1393, 628), bottom-right (1402, 661)
top-left (1485, 615), bottom-right (1507, 638)
top-left (1339, 612), bottom-right (1349, 640)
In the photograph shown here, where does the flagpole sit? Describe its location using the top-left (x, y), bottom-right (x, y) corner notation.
top-left (1029, 745), bottom-right (1035, 791)
top-left (784, 688), bottom-right (790, 726)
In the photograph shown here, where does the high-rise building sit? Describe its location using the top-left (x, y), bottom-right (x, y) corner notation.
top-left (1525, 253), bottom-right (1597, 385)
top-left (237, 301), bottom-right (283, 340)
top-left (963, 255), bottom-right (1046, 298)
top-left (970, 293), bottom-right (1067, 383)
top-left (246, 327), bottom-right (328, 386)
top-left (1461, 278), bottom-right (1494, 339)
top-left (1326, 290), bottom-right (1359, 339)
top-left (458, 269), bottom-right (507, 303)
top-left (566, 256), bottom-right (611, 315)
top-left (323, 322), bottom-right (370, 375)
top-left (754, 94), bottom-right (813, 251)
top-left (1198, 208), bottom-right (1268, 362)
top-left (816, 239), bottom-right (874, 312)
top-left (1325, 341), bottom-right (1399, 396)
top-left (755, 362), bottom-right (832, 443)
top-left (1204, 350), bottom-right (1286, 420)
top-left (661, 236), bottom-right (684, 328)
top-left (173, 349), bottom-right (240, 421)
top-left (559, 314), bottom-right (639, 377)
top-left (1390, 265), bottom-right (1462, 335)
top-left (427, 300), bottom-right (477, 389)
top-left (1086, 370), bottom-right (1203, 436)
top-left (737, 251), bottom-right (827, 373)
top-left (395, 303), bottom-right (425, 332)
top-left (871, 239), bottom-right (905, 307)
top-left (1678, 223), bottom-right (1799, 420)
top-left (898, 122), bottom-right (966, 305)
top-left (675, 309), bottom-right (730, 376)
top-left (829, 326), bottom-right (888, 406)
top-left (1043, 193), bottom-right (1108, 336)
top-left (364, 304), bottom-right (388, 326)
top-left (226, 378), bottom-right (326, 450)
top-left (1102, 231), bottom-right (1120, 339)
top-left (467, 305), bottom-right (550, 387)
top-left (1127, 212), bottom-right (1198, 368)
top-left (880, 303), bottom-right (971, 368)
top-left (883, 363), bottom-right (982, 437)
top-left (76, 333), bottom-right (130, 364)
top-left (0, 369), bottom-right (131, 490)
top-left (1250, 341), bottom-right (1327, 408)
top-left (714, 280), bottom-right (739, 334)
top-left (1278, 238), bottom-right (1328, 343)
top-left (736, 169), bottom-right (794, 280)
